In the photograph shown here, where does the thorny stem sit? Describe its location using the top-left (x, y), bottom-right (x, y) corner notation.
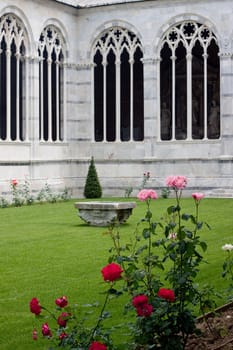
top-left (146, 198), bottom-right (153, 294)
top-left (175, 189), bottom-right (185, 313)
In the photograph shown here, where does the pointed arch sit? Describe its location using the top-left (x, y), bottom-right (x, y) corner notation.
top-left (0, 12), bottom-right (29, 141)
top-left (92, 25), bottom-right (144, 142)
top-left (38, 25), bottom-right (66, 142)
top-left (157, 17), bottom-right (220, 141)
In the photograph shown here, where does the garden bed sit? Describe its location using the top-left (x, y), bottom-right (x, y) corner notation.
top-left (187, 302), bottom-right (233, 349)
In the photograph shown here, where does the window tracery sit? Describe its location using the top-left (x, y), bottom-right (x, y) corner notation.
top-left (160, 21), bottom-right (220, 141)
top-left (93, 27), bottom-right (144, 142)
top-left (0, 14), bottom-right (28, 141)
top-left (38, 26), bottom-right (65, 142)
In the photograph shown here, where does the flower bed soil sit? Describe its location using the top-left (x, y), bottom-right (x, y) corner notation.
top-left (186, 302), bottom-right (233, 349)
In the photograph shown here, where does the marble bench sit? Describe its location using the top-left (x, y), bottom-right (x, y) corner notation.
top-left (74, 201), bottom-right (136, 226)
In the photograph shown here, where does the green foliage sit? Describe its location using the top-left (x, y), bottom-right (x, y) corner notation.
top-left (84, 157), bottom-right (102, 199)
top-left (106, 184), bottom-right (213, 349)
top-left (7, 179), bottom-right (72, 206)
top-left (1, 197), bottom-right (233, 349)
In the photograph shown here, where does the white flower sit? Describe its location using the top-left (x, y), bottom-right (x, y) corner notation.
top-left (222, 244), bottom-right (233, 251)
top-left (168, 232), bottom-right (177, 240)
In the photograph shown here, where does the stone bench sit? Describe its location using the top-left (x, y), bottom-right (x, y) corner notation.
top-left (74, 201), bottom-right (136, 226)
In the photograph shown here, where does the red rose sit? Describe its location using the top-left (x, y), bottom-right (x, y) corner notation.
top-left (157, 288), bottom-right (175, 302)
top-left (136, 303), bottom-right (153, 317)
top-left (89, 341), bottom-right (107, 350)
top-left (29, 298), bottom-right (42, 315)
top-left (132, 294), bottom-right (148, 308)
top-left (59, 332), bottom-right (68, 340)
top-left (32, 328), bottom-right (37, 340)
top-left (41, 323), bottom-right (52, 337)
top-left (57, 312), bottom-right (70, 327)
top-left (11, 179), bottom-right (18, 186)
top-left (101, 263), bottom-right (123, 282)
top-left (55, 296), bottom-right (68, 308)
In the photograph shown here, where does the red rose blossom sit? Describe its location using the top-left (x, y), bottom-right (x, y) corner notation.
top-left (29, 298), bottom-right (42, 315)
top-left (55, 296), bottom-right (68, 308)
top-left (57, 312), bottom-right (70, 327)
top-left (136, 303), bottom-right (153, 317)
top-left (157, 288), bottom-right (175, 302)
top-left (89, 341), bottom-right (107, 350)
top-left (41, 323), bottom-right (52, 337)
top-left (59, 332), bottom-right (68, 340)
top-left (32, 328), bottom-right (37, 340)
top-left (11, 179), bottom-right (18, 186)
top-left (132, 294), bottom-right (148, 308)
top-left (101, 262), bottom-right (123, 282)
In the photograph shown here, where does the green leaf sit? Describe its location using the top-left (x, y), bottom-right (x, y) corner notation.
top-left (200, 241), bottom-right (207, 252)
top-left (143, 228), bottom-right (151, 239)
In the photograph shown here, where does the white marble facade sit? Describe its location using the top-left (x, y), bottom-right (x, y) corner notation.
top-left (0, 0), bottom-right (233, 198)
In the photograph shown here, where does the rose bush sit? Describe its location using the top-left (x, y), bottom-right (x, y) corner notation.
top-left (30, 175), bottom-right (212, 350)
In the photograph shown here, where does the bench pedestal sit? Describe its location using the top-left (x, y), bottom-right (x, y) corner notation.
top-left (75, 201), bottom-right (136, 226)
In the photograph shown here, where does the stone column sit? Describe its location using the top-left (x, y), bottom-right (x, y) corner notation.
top-left (142, 45), bottom-right (157, 158)
top-left (219, 43), bottom-right (233, 157)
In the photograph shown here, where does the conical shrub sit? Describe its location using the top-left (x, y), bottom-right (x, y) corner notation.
top-left (83, 157), bottom-right (102, 198)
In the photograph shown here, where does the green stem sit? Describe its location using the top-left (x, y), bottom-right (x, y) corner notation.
top-left (88, 283), bottom-right (112, 345)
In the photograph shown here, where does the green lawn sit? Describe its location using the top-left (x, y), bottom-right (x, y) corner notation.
top-left (1, 197), bottom-right (233, 350)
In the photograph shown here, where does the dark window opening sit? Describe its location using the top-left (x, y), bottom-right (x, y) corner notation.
top-left (120, 48), bottom-right (130, 141)
top-left (106, 49), bottom-right (116, 142)
top-left (94, 50), bottom-right (103, 142)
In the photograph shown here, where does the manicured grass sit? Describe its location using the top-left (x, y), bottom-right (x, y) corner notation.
top-left (1, 197), bottom-right (233, 349)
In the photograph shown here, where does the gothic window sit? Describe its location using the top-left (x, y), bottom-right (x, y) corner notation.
top-left (0, 14), bottom-right (28, 141)
top-left (160, 21), bottom-right (220, 141)
top-left (93, 27), bottom-right (144, 142)
top-left (38, 26), bottom-right (65, 142)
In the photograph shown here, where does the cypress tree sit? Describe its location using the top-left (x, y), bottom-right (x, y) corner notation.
top-left (83, 157), bottom-right (102, 198)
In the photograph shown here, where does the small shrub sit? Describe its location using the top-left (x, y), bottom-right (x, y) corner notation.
top-left (161, 186), bottom-right (171, 198)
top-left (139, 171), bottom-right (150, 190)
top-left (22, 179), bottom-right (35, 205)
top-left (60, 187), bottom-right (72, 201)
top-left (11, 179), bottom-right (24, 207)
top-left (84, 157), bottom-right (102, 198)
top-left (125, 186), bottom-right (133, 198)
top-left (0, 196), bottom-right (9, 208)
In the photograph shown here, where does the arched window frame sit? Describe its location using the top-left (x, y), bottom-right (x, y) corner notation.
top-left (38, 25), bottom-right (65, 142)
top-left (158, 20), bottom-right (220, 141)
top-left (0, 13), bottom-right (28, 142)
top-left (92, 26), bottom-right (144, 142)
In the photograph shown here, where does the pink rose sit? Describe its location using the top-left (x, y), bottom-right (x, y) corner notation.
top-left (192, 192), bottom-right (205, 201)
top-left (136, 303), bottom-right (153, 317)
top-left (55, 296), bottom-right (68, 308)
top-left (41, 323), bottom-right (52, 337)
top-left (89, 341), bottom-right (107, 350)
top-left (165, 175), bottom-right (188, 190)
top-left (157, 288), bottom-right (175, 302)
top-left (132, 294), bottom-right (148, 308)
top-left (101, 262), bottom-right (123, 282)
top-left (29, 298), bottom-right (42, 315)
top-left (137, 189), bottom-right (158, 201)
